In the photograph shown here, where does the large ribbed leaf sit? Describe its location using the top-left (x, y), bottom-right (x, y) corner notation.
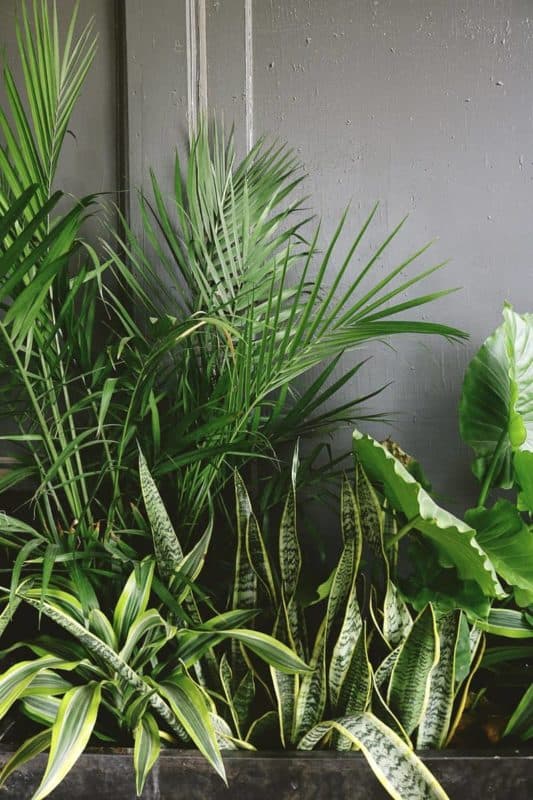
top-left (113, 559), bottom-right (155, 645)
top-left (477, 608), bottom-right (533, 638)
top-left (32, 683), bottom-right (101, 800)
top-left (139, 448), bottom-right (183, 578)
top-left (133, 712), bottom-right (161, 795)
top-left (465, 500), bottom-right (533, 606)
top-left (460, 306), bottom-right (533, 497)
top-left (417, 611), bottom-right (461, 749)
top-left (387, 606), bottom-right (439, 735)
top-left (298, 713), bottom-right (449, 800)
top-left (353, 430), bottom-right (502, 600)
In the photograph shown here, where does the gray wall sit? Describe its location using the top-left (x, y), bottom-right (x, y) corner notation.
top-left (2, 1), bottom-right (533, 512)
top-left (126, 0), bottom-right (533, 511)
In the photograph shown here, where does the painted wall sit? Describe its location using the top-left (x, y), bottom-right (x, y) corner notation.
top-left (126, 0), bottom-right (533, 512)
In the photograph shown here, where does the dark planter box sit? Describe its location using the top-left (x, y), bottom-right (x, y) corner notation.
top-left (1, 749), bottom-right (532, 799)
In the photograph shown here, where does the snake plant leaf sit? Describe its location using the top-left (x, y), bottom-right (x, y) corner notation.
top-left (353, 430), bottom-right (502, 600)
top-left (335, 627), bottom-right (371, 751)
top-left (341, 475), bottom-right (363, 569)
top-left (139, 448), bottom-right (183, 579)
top-left (134, 712), bottom-right (161, 796)
top-left (233, 472), bottom-right (277, 605)
top-left (465, 500), bottom-right (533, 606)
top-left (158, 675), bottom-right (225, 782)
top-left (374, 647), bottom-right (401, 692)
top-left (246, 710), bottom-right (279, 747)
top-left (460, 305), bottom-right (533, 493)
top-left (293, 617), bottom-right (328, 742)
top-left (371, 678), bottom-right (410, 743)
top-left (387, 605), bottom-right (439, 736)
top-left (417, 611), bottom-right (461, 749)
top-left (355, 460), bottom-right (386, 563)
top-left (113, 559), bottom-right (155, 646)
top-left (383, 581), bottom-right (413, 649)
top-left (233, 670), bottom-right (255, 733)
top-left (279, 447), bottom-right (302, 649)
top-left (329, 572), bottom-right (363, 707)
top-left (0, 728), bottom-right (52, 788)
top-left (270, 662), bottom-right (298, 747)
top-left (298, 713), bottom-right (449, 800)
top-left (32, 682), bottom-right (101, 800)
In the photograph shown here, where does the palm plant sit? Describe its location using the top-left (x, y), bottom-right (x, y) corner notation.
top-left (107, 121), bottom-right (467, 534)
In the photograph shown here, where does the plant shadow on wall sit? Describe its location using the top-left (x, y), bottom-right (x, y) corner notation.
top-left (2, 2), bottom-right (530, 800)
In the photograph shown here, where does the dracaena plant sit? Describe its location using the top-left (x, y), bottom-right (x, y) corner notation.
top-left (209, 447), bottom-right (497, 800)
top-left (0, 452), bottom-right (307, 799)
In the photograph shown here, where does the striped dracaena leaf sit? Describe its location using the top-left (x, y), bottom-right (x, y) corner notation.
top-left (0, 656), bottom-right (78, 720)
top-left (293, 617), bottom-right (327, 742)
top-left (329, 571), bottom-right (363, 707)
top-left (32, 683), bottom-right (102, 800)
top-left (417, 611), bottom-right (462, 749)
top-left (17, 592), bottom-right (189, 743)
top-left (120, 609), bottom-right (175, 666)
top-left (134, 712), bottom-right (161, 796)
top-left (355, 461), bottom-right (385, 561)
top-left (21, 669), bottom-right (72, 698)
top-left (383, 581), bottom-right (413, 649)
top-left (0, 729), bottom-right (52, 788)
top-left (298, 713), bottom-right (449, 800)
top-left (139, 448), bottom-right (183, 579)
top-left (113, 559), bottom-right (155, 646)
top-left (22, 694), bottom-right (61, 726)
top-left (158, 675), bottom-right (225, 782)
top-left (387, 605), bottom-right (439, 736)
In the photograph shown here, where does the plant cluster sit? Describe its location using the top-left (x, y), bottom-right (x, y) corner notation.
top-left (0, 3), bottom-right (531, 800)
